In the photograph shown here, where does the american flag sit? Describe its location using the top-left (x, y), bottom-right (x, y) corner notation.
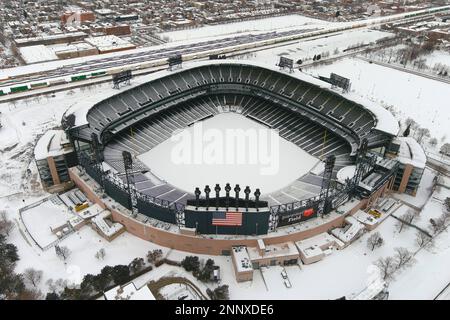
top-left (212, 211), bottom-right (242, 226)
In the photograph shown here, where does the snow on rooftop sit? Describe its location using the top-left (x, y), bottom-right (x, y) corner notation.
top-left (84, 35), bottom-right (134, 51)
top-left (91, 210), bottom-right (124, 237)
top-left (331, 215), bottom-right (365, 244)
top-left (14, 32), bottom-right (87, 44)
top-left (295, 232), bottom-right (344, 260)
top-left (19, 45), bottom-right (58, 64)
top-left (296, 232), bottom-right (344, 251)
top-left (34, 129), bottom-right (72, 160)
top-left (77, 203), bottom-right (104, 219)
top-left (352, 210), bottom-right (379, 227)
top-left (394, 136), bottom-right (427, 169)
top-left (337, 165), bottom-right (356, 184)
top-left (232, 246), bottom-right (253, 273)
top-left (248, 241), bottom-right (298, 261)
top-left (48, 42), bottom-right (96, 54)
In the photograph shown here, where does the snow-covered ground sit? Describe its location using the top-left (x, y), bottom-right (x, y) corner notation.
top-left (159, 15), bottom-right (325, 42)
top-left (160, 283), bottom-right (199, 300)
top-left (20, 199), bottom-right (74, 248)
top-left (420, 50), bottom-right (450, 69)
top-left (137, 112), bottom-right (318, 194)
top-left (308, 57), bottom-right (450, 143)
top-left (243, 29), bottom-right (394, 67)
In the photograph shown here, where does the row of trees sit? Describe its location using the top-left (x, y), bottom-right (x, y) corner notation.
top-left (366, 37), bottom-right (443, 72)
top-left (49, 249), bottom-right (167, 300)
top-left (402, 118), bottom-right (450, 155)
top-left (374, 247), bottom-right (415, 281)
top-left (404, 117), bottom-right (432, 144)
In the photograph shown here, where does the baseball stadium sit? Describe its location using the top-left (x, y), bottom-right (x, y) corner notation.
top-left (34, 59), bottom-right (425, 257)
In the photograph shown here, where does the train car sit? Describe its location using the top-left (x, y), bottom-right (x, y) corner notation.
top-left (48, 78), bottom-right (67, 86)
top-left (9, 85), bottom-right (29, 94)
top-left (90, 71), bottom-right (107, 78)
top-left (30, 82), bottom-right (49, 89)
top-left (71, 75), bottom-right (88, 82)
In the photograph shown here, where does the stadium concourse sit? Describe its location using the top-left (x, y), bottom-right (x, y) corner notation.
top-left (33, 59), bottom-right (417, 256)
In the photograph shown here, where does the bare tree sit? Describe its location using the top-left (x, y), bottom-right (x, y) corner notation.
top-left (0, 211), bottom-right (15, 237)
top-left (429, 215), bottom-right (447, 235)
top-left (23, 268), bottom-right (43, 288)
top-left (415, 127), bottom-right (430, 144)
top-left (416, 231), bottom-right (433, 249)
top-left (55, 245), bottom-right (71, 261)
top-left (440, 143), bottom-right (450, 156)
top-left (367, 232), bottom-right (384, 251)
top-left (393, 247), bottom-right (414, 270)
top-left (429, 138), bottom-right (438, 148)
top-left (374, 257), bottom-right (396, 280)
top-left (405, 117), bottom-right (418, 128)
top-left (95, 248), bottom-right (106, 260)
top-left (396, 210), bottom-right (416, 233)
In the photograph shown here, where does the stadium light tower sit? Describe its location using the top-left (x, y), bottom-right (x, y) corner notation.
top-left (122, 151), bottom-right (138, 216)
top-left (244, 186), bottom-right (251, 212)
top-left (90, 133), bottom-right (103, 164)
top-left (90, 133), bottom-right (104, 190)
top-left (214, 184), bottom-right (221, 210)
top-left (234, 184), bottom-right (241, 210)
top-left (194, 187), bottom-right (201, 210)
top-left (225, 183), bottom-right (231, 210)
top-left (204, 185), bottom-right (211, 210)
top-left (254, 188), bottom-right (261, 212)
top-left (318, 155), bottom-right (336, 216)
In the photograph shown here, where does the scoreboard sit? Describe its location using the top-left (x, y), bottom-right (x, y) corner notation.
top-left (277, 204), bottom-right (319, 227)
